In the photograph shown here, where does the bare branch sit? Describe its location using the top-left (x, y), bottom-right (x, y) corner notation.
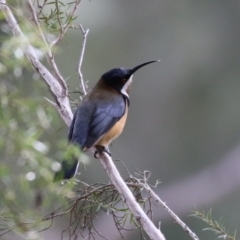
top-left (78, 24), bottom-right (89, 96)
top-left (0, 0), bottom-right (73, 126)
top-left (97, 151), bottom-right (166, 240)
top-left (127, 170), bottom-right (199, 240)
top-left (123, 167), bottom-right (199, 239)
top-left (45, 97), bottom-right (58, 107)
top-left (144, 185), bottom-right (199, 240)
top-left (27, 0), bottom-right (68, 95)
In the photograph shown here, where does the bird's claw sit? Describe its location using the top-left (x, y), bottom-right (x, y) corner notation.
top-left (94, 146), bottom-right (112, 159)
top-left (94, 150), bottom-right (99, 159)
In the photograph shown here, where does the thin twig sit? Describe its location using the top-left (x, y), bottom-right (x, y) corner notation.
top-left (78, 24), bottom-right (89, 96)
top-left (27, 0), bottom-right (68, 95)
top-left (54, 0), bottom-right (63, 32)
top-left (115, 159), bottom-right (132, 177)
top-left (129, 170), bottom-right (199, 240)
top-left (50, 0), bottom-right (82, 47)
top-left (144, 184), bottom-right (199, 240)
top-left (36, 0), bottom-right (47, 16)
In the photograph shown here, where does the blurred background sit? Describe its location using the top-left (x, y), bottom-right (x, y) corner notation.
top-left (2, 0), bottom-right (240, 239)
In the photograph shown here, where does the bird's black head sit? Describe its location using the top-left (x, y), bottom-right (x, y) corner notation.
top-left (101, 60), bottom-right (159, 98)
top-left (101, 68), bottom-right (132, 95)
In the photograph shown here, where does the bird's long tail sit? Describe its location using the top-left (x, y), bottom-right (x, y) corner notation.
top-left (53, 157), bottom-right (79, 182)
top-left (53, 144), bottom-right (82, 182)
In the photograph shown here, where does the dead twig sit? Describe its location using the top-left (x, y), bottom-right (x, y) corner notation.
top-left (78, 24), bottom-right (89, 96)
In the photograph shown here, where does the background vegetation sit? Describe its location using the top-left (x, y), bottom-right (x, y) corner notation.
top-left (1, 0), bottom-right (240, 239)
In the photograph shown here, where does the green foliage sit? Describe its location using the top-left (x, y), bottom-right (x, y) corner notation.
top-left (0, 1), bottom-right (86, 238)
top-left (0, 79), bottom-right (73, 239)
top-left (0, 0), bottom-right (81, 77)
top-left (0, 7), bottom-right (48, 78)
top-left (192, 209), bottom-right (237, 240)
top-left (37, 0), bottom-right (79, 32)
top-left (63, 143), bottom-right (82, 161)
top-left (0, 34), bottom-right (46, 72)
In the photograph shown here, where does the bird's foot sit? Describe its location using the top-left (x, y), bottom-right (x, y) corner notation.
top-left (94, 150), bottom-right (99, 159)
top-left (94, 146), bottom-right (111, 159)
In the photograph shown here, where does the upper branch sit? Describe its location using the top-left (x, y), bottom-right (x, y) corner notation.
top-left (27, 0), bottom-right (68, 95)
top-left (78, 24), bottom-right (89, 96)
top-left (50, 0), bottom-right (82, 47)
top-left (0, 0), bottom-right (73, 125)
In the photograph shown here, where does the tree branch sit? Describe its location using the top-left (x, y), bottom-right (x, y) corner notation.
top-left (144, 184), bottom-right (198, 240)
top-left (0, 0), bottom-right (73, 126)
top-left (50, 0), bottom-right (82, 47)
top-left (78, 24), bottom-right (89, 96)
top-left (27, 0), bottom-right (68, 95)
top-left (97, 151), bottom-right (166, 240)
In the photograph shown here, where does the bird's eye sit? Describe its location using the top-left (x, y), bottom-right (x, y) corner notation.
top-left (121, 78), bottom-right (127, 84)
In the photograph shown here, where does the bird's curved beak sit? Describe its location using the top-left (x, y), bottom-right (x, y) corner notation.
top-left (130, 60), bottom-right (160, 75)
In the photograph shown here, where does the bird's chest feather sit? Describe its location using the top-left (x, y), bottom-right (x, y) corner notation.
top-left (96, 105), bottom-right (128, 146)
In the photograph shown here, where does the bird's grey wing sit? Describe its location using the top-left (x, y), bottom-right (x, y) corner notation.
top-left (69, 101), bottom-right (95, 148)
top-left (68, 110), bottom-right (77, 141)
top-left (85, 95), bottom-right (126, 148)
top-left (54, 103), bottom-right (94, 181)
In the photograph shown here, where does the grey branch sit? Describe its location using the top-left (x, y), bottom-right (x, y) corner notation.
top-left (78, 24), bottom-right (89, 96)
top-left (144, 185), bottom-right (199, 240)
top-left (0, 0), bottom-right (73, 126)
top-left (97, 151), bottom-right (166, 240)
top-left (27, 0), bottom-right (68, 95)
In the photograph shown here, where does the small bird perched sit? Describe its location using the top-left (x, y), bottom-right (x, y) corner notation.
top-left (53, 60), bottom-right (159, 182)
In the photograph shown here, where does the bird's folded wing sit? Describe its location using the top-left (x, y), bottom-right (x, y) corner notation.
top-left (68, 94), bottom-right (126, 149)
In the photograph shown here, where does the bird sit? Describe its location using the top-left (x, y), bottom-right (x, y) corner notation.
top-left (53, 60), bottom-right (159, 182)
